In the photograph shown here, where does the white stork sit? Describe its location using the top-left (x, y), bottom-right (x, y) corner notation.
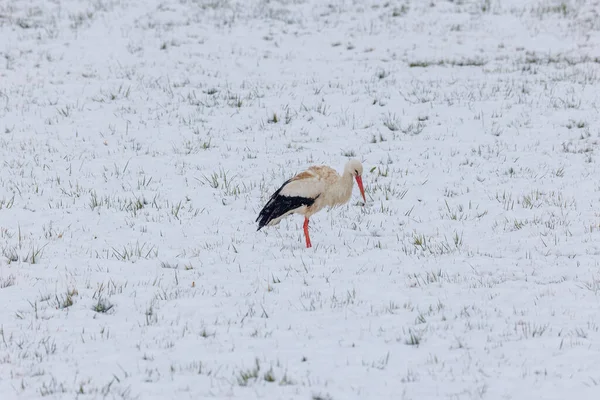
top-left (256, 159), bottom-right (366, 248)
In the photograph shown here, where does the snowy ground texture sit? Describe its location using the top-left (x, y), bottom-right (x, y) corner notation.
top-left (1, 0), bottom-right (600, 398)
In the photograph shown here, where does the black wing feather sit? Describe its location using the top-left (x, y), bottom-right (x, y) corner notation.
top-left (256, 179), bottom-right (316, 230)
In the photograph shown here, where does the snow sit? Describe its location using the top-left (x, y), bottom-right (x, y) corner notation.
top-left (1, 0), bottom-right (600, 398)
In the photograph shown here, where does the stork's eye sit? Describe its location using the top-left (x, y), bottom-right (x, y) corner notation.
top-left (354, 169), bottom-right (359, 175)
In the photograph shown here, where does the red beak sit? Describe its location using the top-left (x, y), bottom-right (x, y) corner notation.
top-left (355, 175), bottom-right (366, 204)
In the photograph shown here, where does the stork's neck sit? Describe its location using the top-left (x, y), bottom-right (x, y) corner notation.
top-left (331, 171), bottom-right (354, 204)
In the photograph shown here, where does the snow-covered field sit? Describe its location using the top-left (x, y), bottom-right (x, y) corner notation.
top-left (2, 0), bottom-right (600, 398)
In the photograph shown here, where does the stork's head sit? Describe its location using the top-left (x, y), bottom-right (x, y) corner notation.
top-left (346, 159), bottom-right (366, 204)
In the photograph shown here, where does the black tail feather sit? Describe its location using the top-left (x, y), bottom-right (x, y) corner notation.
top-left (257, 187), bottom-right (316, 230)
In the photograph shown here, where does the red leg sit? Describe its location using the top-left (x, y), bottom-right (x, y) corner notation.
top-left (303, 217), bottom-right (312, 248)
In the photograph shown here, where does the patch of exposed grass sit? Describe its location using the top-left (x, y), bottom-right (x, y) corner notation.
top-left (409, 58), bottom-right (486, 68)
top-left (237, 358), bottom-right (260, 386)
top-left (55, 288), bottom-right (78, 309)
top-left (93, 297), bottom-right (114, 313)
top-left (1, 275), bottom-right (15, 288)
